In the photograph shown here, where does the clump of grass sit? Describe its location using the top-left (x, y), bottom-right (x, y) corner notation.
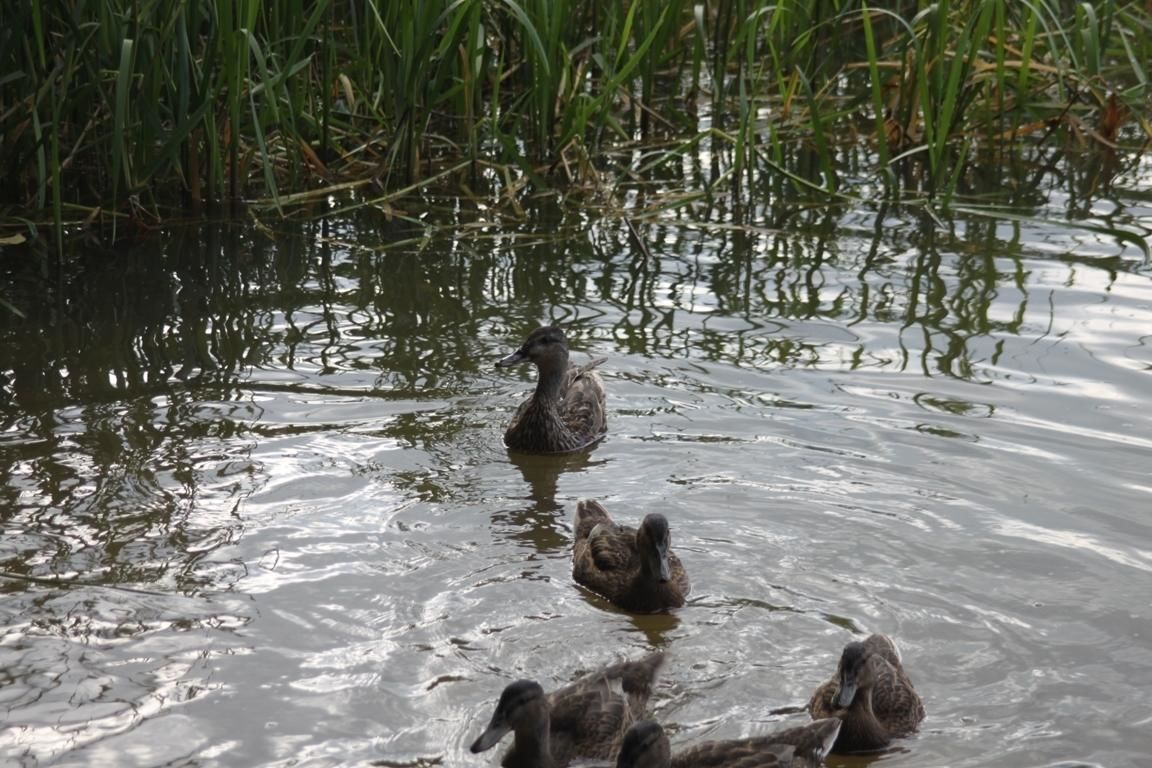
top-left (0, 0), bottom-right (1147, 234)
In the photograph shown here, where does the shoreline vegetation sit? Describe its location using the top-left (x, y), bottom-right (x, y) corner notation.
top-left (1, 1), bottom-right (1150, 237)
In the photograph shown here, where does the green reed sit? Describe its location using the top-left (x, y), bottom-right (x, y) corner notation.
top-left (0, 0), bottom-right (1148, 231)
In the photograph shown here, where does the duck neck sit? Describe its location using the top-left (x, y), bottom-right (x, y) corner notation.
top-left (837, 686), bottom-right (891, 753)
top-left (532, 361), bottom-right (566, 404)
top-left (639, 558), bottom-right (656, 581)
top-left (511, 716), bottom-right (554, 768)
top-left (638, 545), bottom-right (660, 582)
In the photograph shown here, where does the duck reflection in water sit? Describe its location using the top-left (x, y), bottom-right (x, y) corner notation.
top-left (495, 450), bottom-right (605, 553)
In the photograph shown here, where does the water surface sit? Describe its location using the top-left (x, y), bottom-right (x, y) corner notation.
top-left (2, 176), bottom-right (1151, 768)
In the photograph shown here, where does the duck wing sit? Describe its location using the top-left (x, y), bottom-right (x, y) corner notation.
top-left (600, 650), bottom-right (665, 706)
top-left (805, 676), bottom-right (839, 720)
top-left (869, 664), bottom-right (924, 736)
top-left (547, 685), bottom-right (631, 762)
top-left (671, 741), bottom-right (794, 768)
top-left (587, 524), bottom-right (639, 572)
top-left (861, 634), bottom-right (903, 667)
top-left (673, 717), bottom-right (839, 767)
top-left (667, 552), bottom-right (691, 601)
top-left (546, 652), bottom-right (666, 762)
top-left (679, 722), bottom-right (837, 767)
top-left (573, 500), bottom-right (637, 582)
top-left (560, 359), bottom-right (607, 444)
top-left (575, 499), bottom-right (616, 541)
top-left (855, 635), bottom-right (923, 735)
top-left (752, 719), bottom-right (841, 765)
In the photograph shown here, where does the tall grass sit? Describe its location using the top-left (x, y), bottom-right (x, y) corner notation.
top-left (0, 0), bottom-right (1148, 231)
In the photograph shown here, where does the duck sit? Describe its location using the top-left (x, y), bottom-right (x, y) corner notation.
top-left (470, 651), bottom-right (666, 768)
top-left (806, 634), bottom-right (925, 753)
top-left (497, 326), bottom-right (607, 454)
top-left (615, 718), bottom-right (842, 768)
top-left (573, 500), bottom-right (690, 612)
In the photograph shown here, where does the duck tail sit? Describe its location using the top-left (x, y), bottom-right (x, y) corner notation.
top-left (575, 499), bottom-right (613, 540)
top-left (616, 650), bottom-right (666, 697)
top-left (811, 718), bottom-right (844, 760)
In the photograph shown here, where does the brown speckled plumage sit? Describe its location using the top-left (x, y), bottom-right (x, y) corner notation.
top-left (806, 634), bottom-right (925, 753)
top-left (470, 652), bottom-right (666, 768)
top-left (573, 500), bottom-right (690, 612)
top-left (616, 718), bottom-right (842, 768)
top-left (497, 326), bottom-right (607, 454)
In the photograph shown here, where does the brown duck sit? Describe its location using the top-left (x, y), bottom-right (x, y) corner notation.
top-left (470, 651), bottom-right (666, 768)
top-left (497, 326), bottom-right (607, 453)
top-left (615, 718), bottom-right (842, 768)
top-left (806, 634), bottom-right (925, 753)
top-left (573, 500), bottom-right (690, 613)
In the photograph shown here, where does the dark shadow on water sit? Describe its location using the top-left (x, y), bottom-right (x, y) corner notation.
top-left (626, 609), bottom-right (682, 649)
top-left (491, 449), bottom-right (607, 553)
top-left (824, 748), bottom-right (908, 768)
top-left (507, 448), bottom-right (604, 508)
top-left (573, 587), bottom-right (683, 648)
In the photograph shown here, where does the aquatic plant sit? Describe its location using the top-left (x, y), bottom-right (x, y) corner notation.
top-left (1, 0), bottom-right (1148, 233)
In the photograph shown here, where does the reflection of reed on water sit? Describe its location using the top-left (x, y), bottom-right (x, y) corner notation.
top-left (0, 185), bottom-right (1135, 605)
top-left (6, 195), bottom-right (1123, 421)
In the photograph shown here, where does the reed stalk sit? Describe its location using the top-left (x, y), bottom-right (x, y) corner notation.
top-left (0, 0), bottom-right (1146, 231)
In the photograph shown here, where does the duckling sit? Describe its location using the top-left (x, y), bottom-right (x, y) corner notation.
top-left (497, 326), bottom-right (607, 454)
top-left (806, 634), bottom-right (925, 753)
top-left (573, 500), bottom-right (690, 613)
top-left (470, 651), bottom-right (666, 768)
top-left (616, 718), bottom-right (842, 768)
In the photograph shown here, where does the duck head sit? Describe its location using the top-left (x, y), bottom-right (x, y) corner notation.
top-left (497, 326), bottom-right (570, 372)
top-left (616, 720), bottom-right (670, 768)
top-left (834, 641), bottom-right (885, 708)
top-left (470, 679), bottom-right (548, 753)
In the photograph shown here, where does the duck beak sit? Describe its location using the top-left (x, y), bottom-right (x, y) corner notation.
top-left (497, 349), bottom-right (527, 368)
top-left (657, 547), bottom-right (672, 583)
top-left (470, 716), bottom-right (510, 753)
top-left (834, 670), bottom-right (858, 708)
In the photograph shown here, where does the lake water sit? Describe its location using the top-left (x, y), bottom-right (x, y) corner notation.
top-left (2, 164), bottom-right (1151, 767)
